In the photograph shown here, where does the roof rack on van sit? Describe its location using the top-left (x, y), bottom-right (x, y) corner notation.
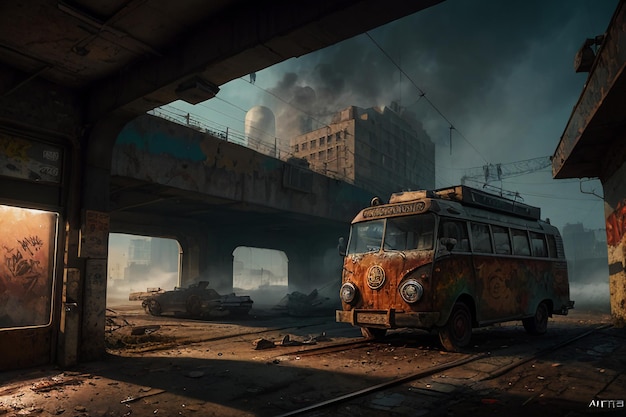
top-left (390, 185), bottom-right (541, 220)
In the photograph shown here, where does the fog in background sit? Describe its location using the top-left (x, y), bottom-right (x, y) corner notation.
top-left (106, 234), bottom-right (179, 306)
top-left (107, 270), bottom-right (178, 306)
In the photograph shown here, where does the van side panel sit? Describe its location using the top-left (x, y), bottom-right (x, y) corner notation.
top-left (431, 254), bottom-right (475, 326)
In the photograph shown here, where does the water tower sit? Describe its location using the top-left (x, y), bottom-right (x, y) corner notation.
top-left (245, 106), bottom-right (276, 156)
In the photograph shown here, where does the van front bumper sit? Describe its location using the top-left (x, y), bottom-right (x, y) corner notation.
top-left (336, 309), bottom-right (440, 329)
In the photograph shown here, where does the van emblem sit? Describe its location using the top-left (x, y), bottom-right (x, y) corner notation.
top-left (367, 265), bottom-right (385, 289)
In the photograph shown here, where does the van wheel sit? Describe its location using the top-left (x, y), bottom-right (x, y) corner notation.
top-left (438, 302), bottom-right (472, 352)
top-left (361, 327), bottom-right (387, 340)
top-left (523, 302), bottom-right (549, 335)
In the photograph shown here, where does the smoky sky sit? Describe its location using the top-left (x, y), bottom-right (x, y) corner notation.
top-left (261, 0), bottom-right (618, 168)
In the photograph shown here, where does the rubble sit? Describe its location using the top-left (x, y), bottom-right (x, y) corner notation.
top-left (274, 286), bottom-right (339, 317)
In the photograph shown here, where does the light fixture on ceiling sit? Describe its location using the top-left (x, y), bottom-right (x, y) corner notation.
top-left (175, 76), bottom-right (220, 104)
top-left (574, 35), bottom-right (605, 73)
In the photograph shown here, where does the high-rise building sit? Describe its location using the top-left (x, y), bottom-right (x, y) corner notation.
top-left (290, 103), bottom-right (435, 198)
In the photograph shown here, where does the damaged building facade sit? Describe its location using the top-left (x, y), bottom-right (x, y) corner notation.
top-left (290, 103), bottom-right (435, 199)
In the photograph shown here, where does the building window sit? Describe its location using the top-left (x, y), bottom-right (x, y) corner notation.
top-left (320, 137), bottom-right (325, 146)
top-left (328, 147), bottom-right (334, 157)
top-left (294, 144), bottom-right (299, 152)
top-left (310, 140), bottom-right (316, 149)
top-left (318, 150), bottom-right (325, 159)
top-left (301, 142), bottom-right (308, 151)
top-left (336, 132), bottom-right (342, 141)
top-left (310, 153), bottom-right (316, 160)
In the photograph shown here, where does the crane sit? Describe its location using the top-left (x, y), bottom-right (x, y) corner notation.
top-left (460, 156), bottom-right (552, 186)
top-left (459, 156), bottom-right (553, 199)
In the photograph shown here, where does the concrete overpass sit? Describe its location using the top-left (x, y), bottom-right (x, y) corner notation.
top-left (110, 113), bottom-right (376, 292)
top-left (0, 0), bottom-right (443, 370)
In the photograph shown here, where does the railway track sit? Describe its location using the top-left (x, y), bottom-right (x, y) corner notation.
top-left (273, 323), bottom-right (614, 417)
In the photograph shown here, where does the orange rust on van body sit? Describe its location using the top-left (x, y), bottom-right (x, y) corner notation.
top-left (337, 185), bottom-right (573, 350)
top-left (341, 250), bottom-right (434, 313)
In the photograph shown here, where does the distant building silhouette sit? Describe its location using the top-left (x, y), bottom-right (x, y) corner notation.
top-left (290, 102), bottom-right (435, 198)
top-left (562, 223), bottom-right (608, 283)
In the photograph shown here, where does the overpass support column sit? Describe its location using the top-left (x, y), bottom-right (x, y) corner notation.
top-left (604, 165), bottom-right (626, 327)
top-left (284, 234), bottom-right (344, 294)
top-left (193, 231), bottom-right (236, 294)
top-left (76, 111), bottom-right (136, 361)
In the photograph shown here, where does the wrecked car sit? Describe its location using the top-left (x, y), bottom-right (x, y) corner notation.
top-left (130, 281), bottom-right (253, 318)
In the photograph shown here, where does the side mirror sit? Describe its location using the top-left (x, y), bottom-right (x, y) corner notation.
top-left (338, 237), bottom-right (347, 257)
top-left (439, 237), bottom-right (457, 252)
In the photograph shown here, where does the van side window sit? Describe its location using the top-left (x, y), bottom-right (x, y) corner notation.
top-left (546, 234), bottom-right (558, 258)
top-left (439, 220), bottom-right (470, 251)
top-left (530, 232), bottom-right (548, 257)
top-left (511, 229), bottom-right (531, 256)
top-left (470, 223), bottom-right (492, 253)
top-left (492, 225), bottom-right (511, 254)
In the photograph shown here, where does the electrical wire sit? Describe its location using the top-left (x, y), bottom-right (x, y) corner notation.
top-left (365, 32), bottom-right (489, 165)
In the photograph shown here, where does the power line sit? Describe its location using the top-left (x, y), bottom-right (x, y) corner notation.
top-left (365, 32), bottom-right (489, 164)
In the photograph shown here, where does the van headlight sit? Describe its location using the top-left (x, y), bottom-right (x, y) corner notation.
top-left (399, 279), bottom-right (423, 303)
top-left (340, 282), bottom-right (357, 303)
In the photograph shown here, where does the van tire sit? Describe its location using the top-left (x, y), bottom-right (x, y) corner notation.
top-left (523, 302), bottom-right (549, 335)
top-left (438, 302), bottom-right (472, 352)
top-left (361, 327), bottom-right (387, 340)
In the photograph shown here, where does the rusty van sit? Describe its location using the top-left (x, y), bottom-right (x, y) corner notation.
top-left (335, 185), bottom-right (574, 351)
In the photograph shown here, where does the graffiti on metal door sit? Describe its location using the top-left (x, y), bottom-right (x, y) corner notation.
top-left (0, 205), bottom-right (57, 329)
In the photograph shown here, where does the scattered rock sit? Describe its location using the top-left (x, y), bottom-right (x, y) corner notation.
top-left (253, 338), bottom-right (276, 350)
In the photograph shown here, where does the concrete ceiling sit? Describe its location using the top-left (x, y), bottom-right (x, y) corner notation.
top-left (552, 1), bottom-right (625, 181)
top-left (0, 0), bottom-right (443, 236)
top-left (0, 0), bottom-right (442, 121)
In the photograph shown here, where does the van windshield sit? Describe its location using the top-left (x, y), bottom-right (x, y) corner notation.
top-left (347, 214), bottom-right (436, 255)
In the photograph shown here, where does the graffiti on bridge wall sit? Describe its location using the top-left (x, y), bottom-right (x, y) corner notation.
top-left (0, 205), bottom-right (57, 329)
top-left (606, 200), bottom-right (626, 247)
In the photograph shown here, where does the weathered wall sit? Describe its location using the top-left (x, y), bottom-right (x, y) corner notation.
top-left (0, 75), bottom-right (82, 370)
top-left (113, 114), bottom-right (375, 223)
top-left (603, 157), bottom-right (626, 326)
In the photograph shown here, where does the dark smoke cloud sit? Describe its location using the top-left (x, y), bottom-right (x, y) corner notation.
top-left (262, 0), bottom-right (618, 161)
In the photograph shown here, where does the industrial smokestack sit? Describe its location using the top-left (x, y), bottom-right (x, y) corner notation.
top-left (245, 106), bottom-right (277, 156)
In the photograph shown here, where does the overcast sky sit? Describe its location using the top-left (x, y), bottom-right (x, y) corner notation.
top-left (165, 0), bottom-right (618, 233)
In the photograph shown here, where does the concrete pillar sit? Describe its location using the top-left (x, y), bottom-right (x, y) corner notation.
top-left (603, 161), bottom-right (626, 327)
top-left (78, 111), bottom-right (136, 360)
top-left (200, 232), bottom-right (236, 293)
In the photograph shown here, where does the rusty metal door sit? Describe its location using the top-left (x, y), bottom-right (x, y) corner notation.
top-left (0, 205), bottom-right (61, 370)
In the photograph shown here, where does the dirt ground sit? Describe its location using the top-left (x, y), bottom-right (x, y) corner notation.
top-left (0, 305), bottom-right (624, 417)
